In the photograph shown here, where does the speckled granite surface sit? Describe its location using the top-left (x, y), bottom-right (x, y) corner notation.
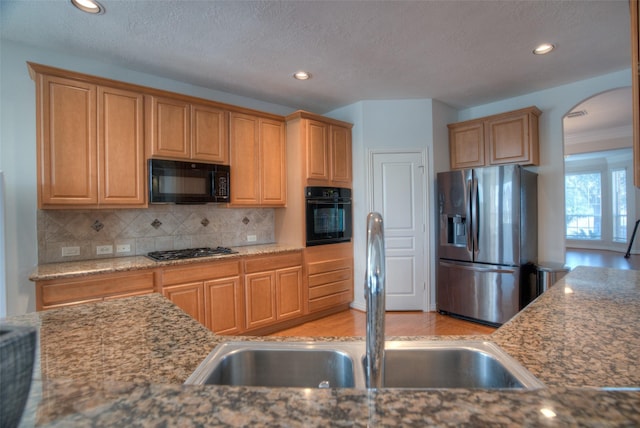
top-left (29, 243), bottom-right (303, 281)
top-left (493, 266), bottom-right (640, 388)
top-left (5, 266), bottom-right (640, 426)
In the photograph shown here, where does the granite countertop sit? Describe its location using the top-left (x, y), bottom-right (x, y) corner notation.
top-left (28, 243), bottom-right (303, 281)
top-left (4, 266), bottom-right (640, 426)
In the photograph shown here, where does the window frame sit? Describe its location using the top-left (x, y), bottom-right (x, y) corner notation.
top-left (564, 149), bottom-right (635, 252)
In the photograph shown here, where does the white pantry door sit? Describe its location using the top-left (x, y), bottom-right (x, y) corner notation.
top-left (370, 151), bottom-right (427, 310)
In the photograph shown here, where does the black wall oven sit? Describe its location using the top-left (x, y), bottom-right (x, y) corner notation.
top-left (149, 159), bottom-right (230, 204)
top-left (305, 187), bottom-right (352, 246)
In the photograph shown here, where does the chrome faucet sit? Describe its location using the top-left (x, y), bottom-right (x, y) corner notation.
top-left (365, 212), bottom-right (385, 389)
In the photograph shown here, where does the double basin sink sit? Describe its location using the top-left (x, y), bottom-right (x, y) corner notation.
top-left (185, 340), bottom-right (544, 390)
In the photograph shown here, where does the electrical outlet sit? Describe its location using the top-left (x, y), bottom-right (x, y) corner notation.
top-left (247, 234), bottom-right (257, 242)
top-left (116, 244), bottom-right (131, 253)
top-left (96, 245), bottom-right (113, 255)
top-left (61, 246), bottom-right (80, 257)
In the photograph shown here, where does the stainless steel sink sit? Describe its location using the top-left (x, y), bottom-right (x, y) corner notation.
top-left (185, 340), bottom-right (544, 390)
top-left (185, 342), bottom-right (362, 388)
top-left (379, 341), bottom-right (539, 389)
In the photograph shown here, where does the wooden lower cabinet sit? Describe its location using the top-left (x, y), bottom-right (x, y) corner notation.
top-left (160, 259), bottom-right (242, 334)
top-left (205, 276), bottom-right (243, 335)
top-left (304, 242), bottom-right (354, 313)
top-left (244, 271), bottom-right (277, 329)
top-left (35, 248), bottom-right (352, 334)
top-left (243, 252), bottom-right (303, 332)
top-left (36, 269), bottom-right (155, 311)
top-left (162, 282), bottom-right (205, 324)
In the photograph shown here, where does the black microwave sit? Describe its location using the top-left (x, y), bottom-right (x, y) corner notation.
top-left (149, 159), bottom-right (230, 204)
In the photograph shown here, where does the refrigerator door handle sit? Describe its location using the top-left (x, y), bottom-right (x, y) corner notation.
top-left (439, 261), bottom-right (516, 274)
top-left (471, 176), bottom-right (479, 257)
top-left (466, 179), bottom-right (473, 253)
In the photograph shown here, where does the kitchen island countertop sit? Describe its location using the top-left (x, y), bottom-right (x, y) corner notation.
top-left (4, 266), bottom-right (640, 426)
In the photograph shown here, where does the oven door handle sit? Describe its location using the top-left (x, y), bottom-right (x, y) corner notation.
top-left (306, 199), bottom-right (352, 204)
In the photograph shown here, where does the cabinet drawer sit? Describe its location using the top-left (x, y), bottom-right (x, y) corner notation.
top-left (161, 260), bottom-right (241, 285)
top-left (308, 267), bottom-right (351, 288)
top-left (307, 258), bottom-right (351, 276)
top-left (244, 252), bottom-right (302, 273)
top-left (309, 279), bottom-right (351, 300)
top-left (39, 270), bottom-right (155, 307)
top-left (309, 290), bottom-right (352, 312)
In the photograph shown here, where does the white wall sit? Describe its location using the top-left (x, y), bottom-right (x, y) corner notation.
top-left (327, 99), bottom-right (440, 310)
top-left (457, 69), bottom-right (631, 264)
top-left (0, 39), bottom-right (295, 316)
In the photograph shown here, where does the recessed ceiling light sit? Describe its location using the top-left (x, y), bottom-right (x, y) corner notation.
top-left (293, 71), bottom-right (311, 81)
top-left (533, 43), bottom-right (555, 55)
top-left (71, 0), bottom-right (104, 14)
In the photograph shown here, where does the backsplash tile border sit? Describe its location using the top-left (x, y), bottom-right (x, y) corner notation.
top-left (37, 205), bottom-right (275, 264)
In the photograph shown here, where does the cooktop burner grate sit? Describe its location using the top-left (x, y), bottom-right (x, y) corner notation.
top-left (147, 246), bottom-right (238, 261)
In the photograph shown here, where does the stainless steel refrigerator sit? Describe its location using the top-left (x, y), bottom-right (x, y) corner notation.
top-left (436, 165), bottom-right (537, 326)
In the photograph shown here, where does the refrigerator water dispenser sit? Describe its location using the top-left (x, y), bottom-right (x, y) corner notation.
top-left (445, 215), bottom-right (467, 246)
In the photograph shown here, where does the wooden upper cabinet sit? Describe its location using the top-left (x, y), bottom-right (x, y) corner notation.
top-left (284, 112), bottom-right (353, 188)
top-left (192, 103), bottom-right (228, 163)
top-left (306, 120), bottom-right (330, 182)
top-left (229, 112), bottom-right (286, 206)
top-left (260, 118), bottom-right (287, 205)
top-left (98, 86), bottom-right (145, 205)
top-left (38, 75), bottom-right (98, 206)
top-left (147, 95), bottom-right (191, 159)
top-left (229, 112), bottom-right (260, 204)
top-left (330, 125), bottom-right (353, 185)
top-left (147, 96), bottom-right (230, 164)
top-left (448, 106), bottom-right (541, 170)
top-left (32, 66), bottom-right (146, 209)
top-left (486, 108), bottom-right (539, 166)
top-left (448, 121), bottom-right (485, 169)
top-left (632, 0), bottom-right (640, 188)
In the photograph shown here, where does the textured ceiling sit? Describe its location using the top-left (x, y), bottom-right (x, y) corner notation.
top-left (0, 0), bottom-right (631, 116)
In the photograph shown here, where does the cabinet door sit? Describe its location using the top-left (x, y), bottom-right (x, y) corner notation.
top-left (98, 86), bottom-right (146, 206)
top-left (163, 282), bottom-right (205, 324)
top-left (39, 75), bottom-right (97, 206)
top-left (204, 276), bottom-right (243, 335)
top-left (229, 112), bottom-right (260, 205)
top-left (306, 120), bottom-right (330, 182)
top-left (486, 113), bottom-right (534, 165)
top-left (276, 266), bottom-right (303, 320)
top-left (330, 125), bottom-right (352, 185)
top-left (244, 271), bottom-right (276, 329)
top-left (148, 96), bottom-right (190, 159)
top-left (448, 122), bottom-right (485, 169)
top-left (191, 104), bottom-right (229, 164)
top-left (260, 118), bottom-right (286, 206)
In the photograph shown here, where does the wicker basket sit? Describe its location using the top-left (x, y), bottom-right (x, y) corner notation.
top-left (0, 325), bottom-right (36, 428)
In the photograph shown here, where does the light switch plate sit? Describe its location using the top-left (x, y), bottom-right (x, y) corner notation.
top-left (116, 244), bottom-right (131, 253)
top-left (96, 245), bottom-right (113, 255)
top-left (62, 246), bottom-right (80, 257)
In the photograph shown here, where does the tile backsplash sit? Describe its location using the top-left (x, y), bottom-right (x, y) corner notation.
top-left (38, 205), bottom-right (275, 264)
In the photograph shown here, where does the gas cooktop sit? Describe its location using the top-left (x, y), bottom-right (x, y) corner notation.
top-left (147, 247), bottom-right (238, 261)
